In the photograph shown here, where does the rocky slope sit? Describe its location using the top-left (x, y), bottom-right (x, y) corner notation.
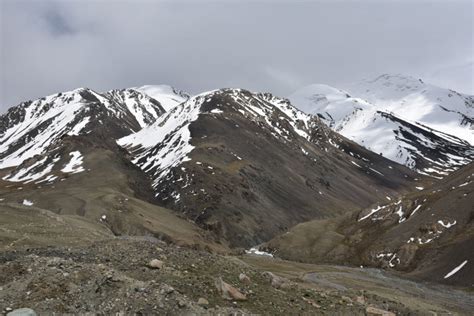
top-left (266, 162), bottom-right (474, 286)
top-left (118, 88), bottom-right (419, 247)
top-left (289, 75), bottom-right (474, 177)
top-left (4, 237), bottom-right (460, 315)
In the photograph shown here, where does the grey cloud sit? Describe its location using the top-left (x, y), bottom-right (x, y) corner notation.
top-left (43, 9), bottom-right (76, 36)
top-left (1, 0), bottom-right (473, 111)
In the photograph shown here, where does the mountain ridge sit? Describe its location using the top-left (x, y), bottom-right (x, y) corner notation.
top-left (118, 88), bottom-right (419, 247)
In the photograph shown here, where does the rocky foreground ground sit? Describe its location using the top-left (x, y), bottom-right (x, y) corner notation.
top-left (1, 237), bottom-right (471, 315)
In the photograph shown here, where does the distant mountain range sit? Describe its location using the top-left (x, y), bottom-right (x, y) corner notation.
top-left (0, 75), bottom-right (472, 288)
top-left (0, 84), bottom-right (418, 247)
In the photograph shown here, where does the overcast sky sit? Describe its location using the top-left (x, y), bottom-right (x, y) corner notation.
top-left (1, 0), bottom-right (473, 111)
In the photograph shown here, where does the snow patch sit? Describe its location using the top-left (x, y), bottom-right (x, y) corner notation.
top-left (22, 199), bottom-right (33, 206)
top-left (359, 204), bottom-right (389, 221)
top-left (61, 151), bottom-right (85, 174)
top-left (438, 219), bottom-right (457, 228)
top-left (210, 108), bottom-right (224, 114)
top-left (245, 247), bottom-right (273, 257)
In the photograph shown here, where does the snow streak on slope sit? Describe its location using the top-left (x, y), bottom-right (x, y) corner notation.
top-left (117, 92), bottom-right (206, 190)
top-left (2, 156), bottom-right (59, 183)
top-left (133, 85), bottom-right (190, 112)
top-left (105, 89), bottom-right (165, 128)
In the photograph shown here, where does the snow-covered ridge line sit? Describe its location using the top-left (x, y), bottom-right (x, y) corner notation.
top-left (343, 74), bottom-right (473, 145)
top-left (0, 89), bottom-right (92, 168)
top-left (0, 85), bottom-right (174, 170)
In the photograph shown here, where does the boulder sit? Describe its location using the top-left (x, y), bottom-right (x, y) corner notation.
top-left (366, 306), bottom-right (396, 316)
top-left (239, 273), bottom-right (251, 284)
top-left (7, 308), bottom-right (37, 316)
top-left (262, 271), bottom-right (290, 289)
top-left (148, 259), bottom-right (164, 269)
top-left (197, 297), bottom-right (209, 306)
top-left (214, 277), bottom-right (247, 301)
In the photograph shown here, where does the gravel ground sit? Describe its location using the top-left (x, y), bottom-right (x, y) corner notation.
top-left (0, 237), bottom-right (416, 315)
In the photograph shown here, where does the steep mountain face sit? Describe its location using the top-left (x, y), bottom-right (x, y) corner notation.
top-left (104, 88), bottom-right (166, 128)
top-left (118, 88), bottom-right (419, 247)
top-left (0, 87), bottom-right (167, 167)
top-left (266, 162), bottom-right (474, 286)
top-left (289, 75), bottom-right (474, 177)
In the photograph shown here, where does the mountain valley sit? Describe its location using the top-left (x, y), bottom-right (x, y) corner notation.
top-left (0, 76), bottom-right (472, 315)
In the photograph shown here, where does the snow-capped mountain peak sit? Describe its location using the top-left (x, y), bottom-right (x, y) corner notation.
top-left (344, 74), bottom-right (473, 144)
top-left (117, 88), bottom-right (318, 190)
top-left (289, 75), bottom-right (474, 177)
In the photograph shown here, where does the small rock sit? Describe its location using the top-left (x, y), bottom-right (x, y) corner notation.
top-left (197, 297), bottom-right (209, 306)
top-left (6, 308), bottom-right (37, 316)
top-left (160, 284), bottom-right (175, 295)
top-left (302, 297), bottom-right (321, 308)
top-left (215, 277), bottom-right (247, 301)
top-left (177, 300), bottom-right (187, 308)
top-left (366, 306), bottom-right (396, 316)
top-left (341, 296), bottom-right (352, 303)
top-left (356, 296), bottom-right (366, 305)
top-left (148, 259), bottom-right (164, 269)
top-left (262, 271), bottom-right (289, 289)
top-left (239, 273), bottom-right (251, 284)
